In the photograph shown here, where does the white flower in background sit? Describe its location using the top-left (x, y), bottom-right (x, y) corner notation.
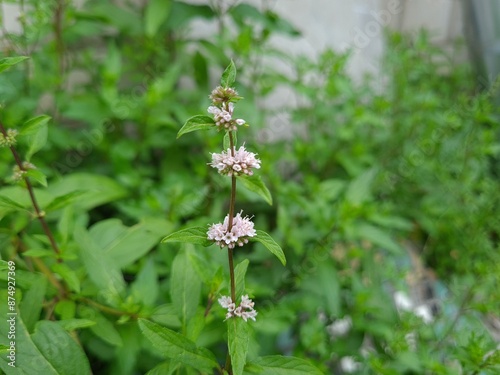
top-left (218, 294), bottom-right (257, 322)
top-left (209, 145), bottom-right (261, 177)
top-left (340, 356), bottom-right (361, 373)
top-left (327, 316), bottom-right (352, 339)
top-left (394, 290), bottom-right (434, 323)
top-left (207, 211), bottom-right (257, 249)
top-left (394, 291), bottom-right (413, 312)
top-left (414, 305), bottom-right (433, 324)
top-left (318, 311), bottom-right (328, 323)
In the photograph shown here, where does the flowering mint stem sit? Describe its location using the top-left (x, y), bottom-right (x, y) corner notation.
top-left (227, 131), bottom-right (237, 302)
top-left (0, 122), bottom-right (62, 262)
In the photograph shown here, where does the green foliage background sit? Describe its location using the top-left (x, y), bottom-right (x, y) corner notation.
top-left (0, 1), bottom-right (499, 374)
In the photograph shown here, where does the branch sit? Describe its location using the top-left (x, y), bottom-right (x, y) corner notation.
top-left (0, 122), bottom-right (62, 261)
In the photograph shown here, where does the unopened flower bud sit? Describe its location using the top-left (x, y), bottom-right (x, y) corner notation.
top-left (209, 86), bottom-right (239, 104)
top-left (0, 129), bottom-right (19, 148)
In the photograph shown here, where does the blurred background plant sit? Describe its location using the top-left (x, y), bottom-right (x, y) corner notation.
top-left (0, 0), bottom-right (499, 374)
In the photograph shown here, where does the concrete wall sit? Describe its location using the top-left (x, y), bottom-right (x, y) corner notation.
top-left (259, 0), bottom-right (463, 78)
top-left (1, 0), bottom-right (465, 78)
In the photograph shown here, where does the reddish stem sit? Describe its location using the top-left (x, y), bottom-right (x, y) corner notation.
top-left (0, 123), bottom-right (62, 262)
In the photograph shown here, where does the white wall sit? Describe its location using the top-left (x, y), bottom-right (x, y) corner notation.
top-left (261, 0), bottom-right (463, 78)
top-left (1, 0), bottom-right (465, 78)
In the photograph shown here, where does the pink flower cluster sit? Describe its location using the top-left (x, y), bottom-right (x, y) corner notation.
top-left (218, 295), bottom-right (257, 322)
top-left (207, 103), bottom-right (246, 131)
top-left (207, 211), bottom-right (256, 249)
top-left (209, 145), bottom-right (261, 176)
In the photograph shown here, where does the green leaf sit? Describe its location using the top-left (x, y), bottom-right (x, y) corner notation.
top-left (150, 304), bottom-right (181, 329)
top-left (299, 260), bottom-right (340, 317)
top-left (146, 361), bottom-right (178, 375)
top-left (20, 115), bottom-right (51, 161)
top-left (52, 263), bottom-right (81, 293)
top-left (177, 115), bottom-right (215, 139)
top-left (102, 42), bottom-right (121, 88)
top-left (147, 62), bottom-right (183, 105)
top-left (0, 298), bottom-right (64, 374)
top-left (48, 173), bottom-right (127, 210)
top-left (170, 248), bottom-right (201, 330)
top-left (234, 259), bottom-right (249, 300)
top-left (145, 0), bottom-right (172, 36)
top-left (228, 318), bottom-right (249, 375)
top-left (19, 115), bottom-right (51, 136)
top-left (0, 56), bottom-right (29, 73)
top-left (237, 175), bottom-right (272, 205)
top-left (45, 190), bottom-right (86, 211)
top-left (221, 60), bottom-right (237, 87)
top-left (0, 194), bottom-right (26, 211)
top-left (345, 168), bottom-right (377, 205)
top-left (161, 226), bottom-right (212, 247)
top-left (79, 306), bottom-right (123, 347)
top-left (250, 230), bottom-right (286, 266)
top-left (57, 319), bottom-right (96, 331)
top-left (166, 2), bottom-right (213, 29)
top-left (25, 169), bottom-right (47, 187)
top-left (317, 263), bottom-right (340, 317)
top-left (89, 219), bottom-right (162, 269)
top-left (74, 226), bottom-right (125, 298)
top-left (23, 249), bottom-right (56, 258)
top-left (138, 319), bottom-right (218, 373)
top-left (54, 300), bottom-right (76, 320)
top-left (131, 257), bottom-right (159, 307)
top-left (31, 321), bottom-right (91, 375)
top-left (245, 355), bottom-right (323, 375)
top-left (20, 275), bottom-right (47, 332)
top-left (193, 51), bottom-right (208, 89)
top-left (350, 222), bottom-right (403, 255)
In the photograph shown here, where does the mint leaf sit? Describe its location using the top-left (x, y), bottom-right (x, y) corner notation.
top-left (138, 319), bottom-right (218, 373)
top-left (234, 259), bottom-right (249, 300)
top-left (0, 194), bottom-right (26, 211)
top-left (245, 355), bottom-right (323, 374)
top-left (177, 115), bottom-right (215, 138)
top-left (250, 230), bottom-right (286, 266)
top-left (228, 318), bottom-right (249, 375)
top-left (145, 0), bottom-right (171, 37)
top-left (0, 56), bottom-right (29, 73)
top-left (161, 226), bottom-right (212, 247)
top-left (221, 60), bottom-right (236, 87)
top-left (31, 321), bottom-right (92, 375)
top-left (20, 115), bottom-right (51, 161)
top-left (237, 174), bottom-right (272, 205)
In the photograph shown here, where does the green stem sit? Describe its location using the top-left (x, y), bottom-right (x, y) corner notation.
top-left (0, 122), bottom-right (62, 262)
top-left (31, 256), bottom-right (66, 297)
top-left (53, 0), bottom-right (66, 80)
top-left (224, 354), bottom-right (232, 375)
top-left (227, 131), bottom-right (236, 302)
top-left (224, 130), bottom-right (237, 375)
top-left (78, 297), bottom-right (140, 319)
top-left (433, 283), bottom-right (474, 350)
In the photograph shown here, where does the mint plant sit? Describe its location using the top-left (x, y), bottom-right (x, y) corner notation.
top-left (152, 61), bottom-right (319, 374)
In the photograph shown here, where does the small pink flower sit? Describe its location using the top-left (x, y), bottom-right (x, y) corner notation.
top-left (218, 295), bottom-right (257, 322)
top-left (209, 146), bottom-right (261, 177)
top-left (207, 100), bottom-right (246, 131)
top-left (207, 211), bottom-right (256, 249)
